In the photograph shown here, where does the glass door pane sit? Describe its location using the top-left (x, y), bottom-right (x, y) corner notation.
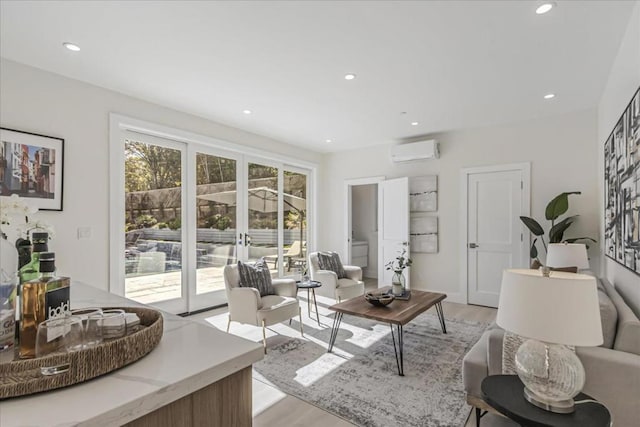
top-left (123, 138), bottom-right (185, 309)
top-left (247, 162), bottom-right (279, 275)
top-left (283, 170), bottom-right (308, 276)
top-left (193, 152), bottom-right (238, 308)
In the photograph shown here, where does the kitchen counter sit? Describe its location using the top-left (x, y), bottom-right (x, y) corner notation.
top-left (0, 282), bottom-right (263, 427)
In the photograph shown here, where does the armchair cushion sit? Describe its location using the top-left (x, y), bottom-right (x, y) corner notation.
top-left (317, 251), bottom-right (347, 279)
top-left (237, 258), bottom-right (275, 296)
top-left (272, 279), bottom-right (297, 298)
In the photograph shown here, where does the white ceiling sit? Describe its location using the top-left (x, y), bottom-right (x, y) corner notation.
top-left (0, 1), bottom-right (635, 153)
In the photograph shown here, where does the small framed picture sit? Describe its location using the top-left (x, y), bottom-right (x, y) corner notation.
top-left (0, 127), bottom-right (64, 211)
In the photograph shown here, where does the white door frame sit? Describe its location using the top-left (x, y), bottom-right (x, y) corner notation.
top-left (459, 163), bottom-right (531, 304)
top-left (343, 176), bottom-right (385, 264)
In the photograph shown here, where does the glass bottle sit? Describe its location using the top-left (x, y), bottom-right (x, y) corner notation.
top-left (18, 232), bottom-right (49, 284)
top-left (15, 232), bottom-right (48, 342)
top-left (19, 252), bottom-right (71, 359)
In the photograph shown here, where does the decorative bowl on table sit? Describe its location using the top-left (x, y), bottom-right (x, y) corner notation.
top-left (364, 291), bottom-right (395, 307)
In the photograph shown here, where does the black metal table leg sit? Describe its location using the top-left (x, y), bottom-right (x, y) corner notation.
top-left (435, 302), bottom-right (447, 334)
top-left (389, 323), bottom-right (404, 376)
top-left (307, 288), bottom-right (312, 317)
top-left (327, 312), bottom-right (343, 352)
top-left (475, 407), bottom-right (487, 427)
top-left (311, 289), bottom-right (320, 325)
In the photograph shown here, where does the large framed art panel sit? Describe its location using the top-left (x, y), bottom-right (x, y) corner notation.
top-left (604, 87), bottom-right (639, 275)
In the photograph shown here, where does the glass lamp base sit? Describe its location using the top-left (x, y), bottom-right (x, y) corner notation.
top-left (515, 339), bottom-right (585, 414)
top-left (524, 386), bottom-right (575, 413)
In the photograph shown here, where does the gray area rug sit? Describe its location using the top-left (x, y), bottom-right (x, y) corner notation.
top-left (253, 310), bottom-right (488, 427)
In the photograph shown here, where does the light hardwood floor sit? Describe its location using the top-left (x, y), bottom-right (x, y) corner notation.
top-left (188, 281), bottom-right (497, 427)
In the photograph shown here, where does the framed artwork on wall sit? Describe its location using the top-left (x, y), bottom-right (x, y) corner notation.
top-left (604, 87), bottom-right (639, 275)
top-left (0, 127), bottom-right (64, 211)
top-left (409, 175), bottom-right (437, 212)
top-left (410, 214), bottom-right (438, 253)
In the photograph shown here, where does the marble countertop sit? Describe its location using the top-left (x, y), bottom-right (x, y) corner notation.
top-left (0, 282), bottom-right (263, 427)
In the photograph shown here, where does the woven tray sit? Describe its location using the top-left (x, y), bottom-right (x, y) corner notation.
top-left (0, 306), bottom-right (163, 399)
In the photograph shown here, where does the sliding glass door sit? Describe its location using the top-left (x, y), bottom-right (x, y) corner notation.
top-left (123, 133), bottom-right (187, 313)
top-left (115, 127), bottom-right (312, 314)
top-left (245, 161), bottom-right (280, 270)
top-left (189, 148), bottom-right (242, 310)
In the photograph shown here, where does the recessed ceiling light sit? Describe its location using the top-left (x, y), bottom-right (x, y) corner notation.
top-left (344, 73), bottom-right (356, 80)
top-left (411, 122), bottom-right (419, 126)
top-left (544, 93), bottom-right (556, 99)
top-left (325, 139), bottom-right (333, 143)
top-left (242, 109), bottom-right (252, 115)
top-left (62, 42), bottom-right (80, 52)
top-left (536, 2), bottom-right (555, 15)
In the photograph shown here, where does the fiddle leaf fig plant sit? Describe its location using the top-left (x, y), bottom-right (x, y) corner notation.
top-left (519, 191), bottom-right (596, 262)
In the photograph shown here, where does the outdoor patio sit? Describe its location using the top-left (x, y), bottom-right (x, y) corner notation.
top-left (125, 266), bottom-right (225, 304)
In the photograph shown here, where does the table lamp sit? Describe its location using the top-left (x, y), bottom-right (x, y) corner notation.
top-left (496, 269), bottom-right (603, 413)
top-left (546, 243), bottom-right (589, 271)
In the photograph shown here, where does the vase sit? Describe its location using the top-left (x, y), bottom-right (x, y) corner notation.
top-left (391, 272), bottom-right (405, 296)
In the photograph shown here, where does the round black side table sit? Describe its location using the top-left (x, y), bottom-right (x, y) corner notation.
top-left (481, 375), bottom-right (611, 427)
top-left (296, 280), bottom-right (322, 325)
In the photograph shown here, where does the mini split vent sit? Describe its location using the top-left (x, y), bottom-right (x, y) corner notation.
top-left (390, 139), bottom-right (440, 163)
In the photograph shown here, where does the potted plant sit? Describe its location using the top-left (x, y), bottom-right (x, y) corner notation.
top-left (519, 191), bottom-right (595, 270)
top-left (385, 248), bottom-right (412, 296)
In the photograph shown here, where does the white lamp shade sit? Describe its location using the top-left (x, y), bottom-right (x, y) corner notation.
top-left (546, 243), bottom-right (589, 269)
top-left (497, 269), bottom-right (603, 346)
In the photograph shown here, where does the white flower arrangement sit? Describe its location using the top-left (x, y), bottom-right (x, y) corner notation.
top-left (0, 194), bottom-right (54, 242)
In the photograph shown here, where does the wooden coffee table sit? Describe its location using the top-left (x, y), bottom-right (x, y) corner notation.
top-left (327, 287), bottom-right (447, 376)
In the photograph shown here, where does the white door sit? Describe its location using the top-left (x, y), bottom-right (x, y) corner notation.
top-left (466, 167), bottom-right (528, 307)
top-left (379, 177), bottom-right (410, 288)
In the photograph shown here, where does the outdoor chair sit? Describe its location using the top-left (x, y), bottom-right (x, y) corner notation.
top-left (223, 264), bottom-right (303, 353)
top-left (264, 240), bottom-right (306, 272)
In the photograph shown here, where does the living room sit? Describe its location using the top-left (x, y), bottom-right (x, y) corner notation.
top-left (0, 1), bottom-right (638, 426)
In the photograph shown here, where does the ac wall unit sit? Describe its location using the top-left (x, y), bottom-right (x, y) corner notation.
top-left (390, 139), bottom-right (439, 163)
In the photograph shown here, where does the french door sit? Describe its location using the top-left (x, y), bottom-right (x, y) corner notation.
top-left (113, 130), bottom-right (311, 314)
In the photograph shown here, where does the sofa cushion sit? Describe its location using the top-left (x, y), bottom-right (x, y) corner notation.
top-left (237, 258), bottom-right (275, 297)
top-left (602, 279), bottom-right (640, 355)
top-left (462, 330), bottom-right (491, 398)
top-left (317, 252), bottom-right (347, 279)
top-left (598, 289), bottom-right (617, 349)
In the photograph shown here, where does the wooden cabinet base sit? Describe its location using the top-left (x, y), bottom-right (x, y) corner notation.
top-left (124, 366), bottom-right (252, 427)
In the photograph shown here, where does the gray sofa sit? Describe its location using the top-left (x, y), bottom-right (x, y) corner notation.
top-left (462, 278), bottom-right (640, 427)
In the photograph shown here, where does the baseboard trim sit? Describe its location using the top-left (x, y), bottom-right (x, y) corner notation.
top-left (410, 289), bottom-right (466, 304)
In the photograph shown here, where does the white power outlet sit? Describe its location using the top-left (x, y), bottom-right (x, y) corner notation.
top-left (77, 227), bottom-right (92, 240)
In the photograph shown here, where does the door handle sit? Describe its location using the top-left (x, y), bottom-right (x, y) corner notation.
top-left (244, 233), bottom-right (251, 246)
top-left (468, 243), bottom-right (479, 249)
top-left (238, 233), bottom-right (243, 245)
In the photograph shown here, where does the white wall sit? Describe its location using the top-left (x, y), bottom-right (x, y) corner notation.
top-left (351, 184), bottom-right (378, 277)
top-left (597, 3), bottom-right (640, 298)
top-left (0, 59), bottom-right (322, 291)
top-left (319, 109), bottom-right (599, 303)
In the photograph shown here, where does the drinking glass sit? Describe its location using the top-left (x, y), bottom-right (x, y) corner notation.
top-left (71, 307), bottom-right (102, 332)
top-left (100, 309), bottom-right (126, 339)
top-left (35, 316), bottom-right (85, 358)
top-left (85, 315), bottom-right (104, 347)
top-left (71, 307), bottom-right (103, 321)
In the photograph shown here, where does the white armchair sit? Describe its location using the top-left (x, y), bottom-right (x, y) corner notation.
top-left (308, 252), bottom-right (365, 302)
top-left (223, 264), bottom-right (303, 353)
